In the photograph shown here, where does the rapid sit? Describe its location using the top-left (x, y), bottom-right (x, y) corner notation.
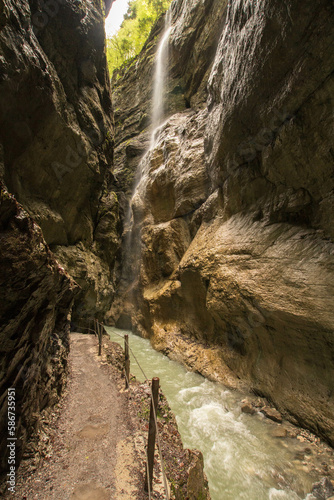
top-left (106, 327), bottom-right (317, 500)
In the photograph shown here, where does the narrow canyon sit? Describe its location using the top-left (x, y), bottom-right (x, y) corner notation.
top-left (0, 0), bottom-right (333, 498)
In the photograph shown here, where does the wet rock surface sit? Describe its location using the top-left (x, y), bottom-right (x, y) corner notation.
top-left (111, 0), bottom-right (334, 447)
top-left (0, 184), bottom-right (76, 487)
top-left (311, 477), bottom-right (334, 499)
top-left (0, 0), bottom-right (120, 321)
top-left (0, 0), bottom-right (117, 488)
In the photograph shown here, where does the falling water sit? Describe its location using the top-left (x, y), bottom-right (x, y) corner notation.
top-left (121, 9), bottom-right (172, 283)
top-left (113, 9), bottom-right (172, 308)
top-left (150, 9), bottom-right (172, 146)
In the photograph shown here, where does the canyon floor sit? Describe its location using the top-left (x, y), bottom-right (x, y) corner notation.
top-left (11, 332), bottom-right (334, 500)
top-left (14, 334), bottom-right (146, 500)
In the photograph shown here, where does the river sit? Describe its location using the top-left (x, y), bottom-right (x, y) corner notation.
top-left (105, 326), bottom-right (315, 500)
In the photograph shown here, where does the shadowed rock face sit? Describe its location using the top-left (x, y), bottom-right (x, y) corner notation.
top-left (111, 0), bottom-right (334, 444)
top-left (0, 0), bottom-right (120, 322)
top-left (0, 0), bottom-right (115, 484)
top-left (0, 183), bottom-right (76, 482)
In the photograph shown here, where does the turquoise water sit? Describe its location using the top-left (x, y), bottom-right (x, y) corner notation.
top-left (105, 326), bottom-right (313, 500)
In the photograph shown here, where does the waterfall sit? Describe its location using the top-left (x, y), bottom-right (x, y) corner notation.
top-left (130, 8), bottom-right (172, 218)
top-left (120, 9), bottom-right (172, 288)
top-left (150, 9), bottom-right (172, 146)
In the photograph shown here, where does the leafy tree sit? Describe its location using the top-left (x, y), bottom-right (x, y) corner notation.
top-left (106, 0), bottom-right (171, 74)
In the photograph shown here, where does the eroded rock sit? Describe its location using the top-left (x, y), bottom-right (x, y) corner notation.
top-left (0, 184), bottom-right (76, 484)
top-left (0, 0), bottom-right (120, 321)
top-left (112, 0), bottom-right (334, 448)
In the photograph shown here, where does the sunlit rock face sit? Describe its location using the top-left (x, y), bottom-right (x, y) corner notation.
top-left (111, 0), bottom-right (334, 444)
top-left (0, 0), bottom-right (119, 322)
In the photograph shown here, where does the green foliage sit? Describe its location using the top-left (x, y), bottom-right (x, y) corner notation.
top-left (106, 0), bottom-right (171, 74)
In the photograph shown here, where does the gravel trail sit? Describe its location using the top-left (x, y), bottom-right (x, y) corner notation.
top-left (15, 333), bottom-right (144, 500)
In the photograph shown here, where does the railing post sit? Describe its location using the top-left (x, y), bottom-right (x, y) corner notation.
top-left (124, 334), bottom-right (130, 389)
top-left (144, 377), bottom-right (160, 493)
top-left (98, 321), bottom-right (102, 356)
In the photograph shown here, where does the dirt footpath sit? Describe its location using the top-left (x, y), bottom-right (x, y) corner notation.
top-left (15, 333), bottom-right (145, 500)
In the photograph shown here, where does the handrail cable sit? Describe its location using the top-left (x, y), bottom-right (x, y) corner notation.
top-left (74, 322), bottom-right (169, 499)
top-left (96, 322), bottom-right (170, 500)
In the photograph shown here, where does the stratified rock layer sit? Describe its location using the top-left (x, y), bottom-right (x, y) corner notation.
top-left (0, 0), bottom-right (119, 322)
top-left (112, 0), bottom-right (334, 445)
top-left (0, 184), bottom-right (76, 484)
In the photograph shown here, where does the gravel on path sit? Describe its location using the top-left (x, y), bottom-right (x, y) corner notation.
top-left (14, 333), bottom-right (145, 500)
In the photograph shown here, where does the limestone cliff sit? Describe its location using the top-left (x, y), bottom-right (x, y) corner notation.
top-left (111, 0), bottom-right (334, 445)
top-left (0, 0), bottom-right (119, 323)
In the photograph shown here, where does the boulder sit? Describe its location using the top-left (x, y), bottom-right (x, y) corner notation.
top-left (261, 407), bottom-right (283, 423)
top-left (271, 427), bottom-right (288, 438)
top-left (241, 401), bottom-right (256, 415)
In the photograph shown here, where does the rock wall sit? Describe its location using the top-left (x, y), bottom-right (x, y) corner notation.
top-left (111, 0), bottom-right (334, 444)
top-left (0, 0), bottom-right (117, 486)
top-left (0, 0), bottom-right (120, 323)
top-left (0, 183), bottom-right (76, 484)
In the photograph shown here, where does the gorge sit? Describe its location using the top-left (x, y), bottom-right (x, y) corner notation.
top-left (0, 0), bottom-right (334, 497)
